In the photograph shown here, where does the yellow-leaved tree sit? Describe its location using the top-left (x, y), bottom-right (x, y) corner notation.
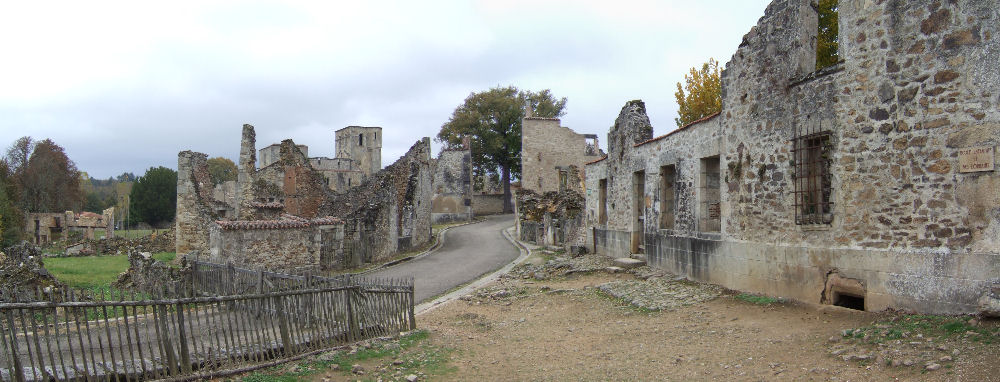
top-left (674, 58), bottom-right (721, 127)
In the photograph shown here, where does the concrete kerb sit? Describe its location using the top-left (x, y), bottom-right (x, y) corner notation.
top-left (415, 226), bottom-right (534, 315)
top-left (357, 218), bottom-right (485, 276)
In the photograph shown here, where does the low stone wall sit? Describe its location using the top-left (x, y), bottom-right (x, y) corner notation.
top-left (473, 194), bottom-right (506, 215)
top-left (208, 222), bottom-right (345, 272)
top-left (595, 228), bottom-right (999, 314)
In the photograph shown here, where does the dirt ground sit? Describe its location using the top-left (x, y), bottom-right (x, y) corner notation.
top-left (239, 261), bottom-right (998, 382)
top-left (411, 272), bottom-right (999, 382)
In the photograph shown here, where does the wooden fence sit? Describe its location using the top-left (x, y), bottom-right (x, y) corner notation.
top-left (0, 261), bottom-right (414, 382)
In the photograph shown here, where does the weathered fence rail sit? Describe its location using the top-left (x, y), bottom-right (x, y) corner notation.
top-left (0, 261), bottom-right (414, 381)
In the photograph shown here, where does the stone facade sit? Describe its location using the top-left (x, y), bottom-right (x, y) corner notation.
top-left (585, 0), bottom-right (999, 314)
top-left (521, 117), bottom-right (603, 194)
top-left (431, 139), bottom-right (473, 224)
top-left (25, 208), bottom-right (115, 245)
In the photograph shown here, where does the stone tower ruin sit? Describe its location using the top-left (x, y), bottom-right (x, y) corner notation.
top-left (335, 126), bottom-right (382, 178)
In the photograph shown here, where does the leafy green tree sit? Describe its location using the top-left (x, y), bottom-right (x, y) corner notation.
top-left (816, 0), bottom-right (840, 69)
top-left (129, 166), bottom-right (177, 227)
top-left (674, 58), bottom-right (722, 127)
top-left (206, 157), bottom-right (238, 185)
top-left (20, 139), bottom-right (83, 212)
top-left (0, 160), bottom-right (23, 247)
top-left (437, 86), bottom-right (566, 212)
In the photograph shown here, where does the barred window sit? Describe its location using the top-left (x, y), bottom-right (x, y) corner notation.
top-left (792, 128), bottom-right (833, 225)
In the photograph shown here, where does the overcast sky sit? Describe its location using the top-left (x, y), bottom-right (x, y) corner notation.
top-left (0, 0), bottom-right (770, 179)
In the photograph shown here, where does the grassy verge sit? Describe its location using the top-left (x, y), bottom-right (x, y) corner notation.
top-left (239, 330), bottom-right (454, 381)
top-left (843, 315), bottom-right (998, 345)
top-left (43, 252), bottom-right (176, 289)
top-left (734, 293), bottom-right (779, 305)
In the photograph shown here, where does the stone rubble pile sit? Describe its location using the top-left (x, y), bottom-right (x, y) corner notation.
top-left (503, 252), bottom-right (613, 280)
top-left (830, 316), bottom-right (999, 372)
top-left (0, 241), bottom-right (66, 301)
top-left (597, 278), bottom-right (723, 311)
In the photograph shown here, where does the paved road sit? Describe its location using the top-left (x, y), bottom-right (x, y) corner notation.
top-left (367, 214), bottom-right (518, 303)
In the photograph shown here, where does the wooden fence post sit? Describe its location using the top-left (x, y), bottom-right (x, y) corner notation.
top-left (156, 304), bottom-right (179, 376)
top-left (345, 287), bottom-right (360, 342)
top-left (4, 311), bottom-right (26, 382)
top-left (275, 295), bottom-right (292, 355)
top-left (408, 279), bottom-right (416, 330)
top-left (175, 302), bottom-right (193, 374)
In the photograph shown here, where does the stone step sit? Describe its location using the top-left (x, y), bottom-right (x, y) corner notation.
top-left (630, 253), bottom-right (647, 262)
top-left (613, 257), bottom-right (645, 269)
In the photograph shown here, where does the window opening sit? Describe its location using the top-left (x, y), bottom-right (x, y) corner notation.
top-left (699, 157), bottom-right (721, 232)
top-left (792, 123), bottom-right (833, 225)
top-left (815, 0), bottom-right (839, 69)
top-left (659, 165), bottom-right (676, 229)
top-left (598, 179), bottom-right (608, 225)
top-left (359, 133), bottom-right (364, 146)
top-left (632, 171), bottom-right (646, 254)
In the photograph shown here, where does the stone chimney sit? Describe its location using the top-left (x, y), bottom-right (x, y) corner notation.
top-left (237, 124), bottom-right (257, 220)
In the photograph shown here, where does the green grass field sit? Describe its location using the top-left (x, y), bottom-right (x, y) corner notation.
top-left (43, 252), bottom-right (176, 289)
top-left (101, 228), bottom-right (166, 239)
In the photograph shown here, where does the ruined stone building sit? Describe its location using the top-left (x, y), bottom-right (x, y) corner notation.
top-left (584, 0), bottom-right (999, 314)
top-left (26, 208), bottom-right (115, 245)
top-left (521, 116), bottom-right (603, 194)
top-left (255, 126), bottom-right (381, 193)
top-left (177, 124), bottom-right (469, 272)
top-left (517, 115), bottom-right (603, 251)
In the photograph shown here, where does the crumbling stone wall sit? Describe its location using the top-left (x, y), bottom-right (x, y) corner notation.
top-left (431, 142), bottom-right (473, 224)
top-left (517, 188), bottom-right (585, 251)
top-left (584, 0), bottom-right (999, 314)
top-left (66, 228), bottom-right (176, 256)
top-left (326, 138), bottom-right (434, 262)
top-left (113, 250), bottom-right (190, 295)
top-left (521, 117), bottom-right (603, 194)
top-left (176, 151), bottom-right (218, 254)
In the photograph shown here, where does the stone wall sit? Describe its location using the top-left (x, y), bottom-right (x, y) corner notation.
top-left (583, 0), bottom-right (1000, 315)
top-left (431, 145), bottom-right (473, 224)
top-left (473, 194), bottom-right (507, 215)
top-left (208, 216), bottom-right (344, 272)
top-left (521, 117), bottom-right (603, 194)
top-left (176, 151), bottom-right (218, 254)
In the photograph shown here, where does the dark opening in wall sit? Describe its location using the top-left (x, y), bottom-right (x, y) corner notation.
top-left (833, 292), bottom-right (865, 311)
top-left (815, 0), bottom-right (840, 70)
